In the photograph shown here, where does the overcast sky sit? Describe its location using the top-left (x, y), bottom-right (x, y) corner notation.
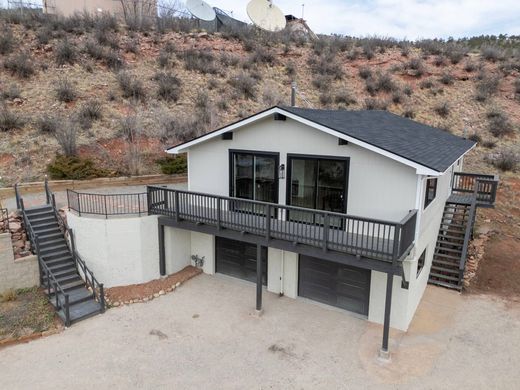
top-left (2, 0), bottom-right (520, 39)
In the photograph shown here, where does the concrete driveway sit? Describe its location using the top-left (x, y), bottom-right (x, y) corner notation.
top-left (0, 274), bottom-right (519, 389)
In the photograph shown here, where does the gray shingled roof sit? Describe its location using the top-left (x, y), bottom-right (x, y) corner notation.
top-left (280, 106), bottom-right (475, 172)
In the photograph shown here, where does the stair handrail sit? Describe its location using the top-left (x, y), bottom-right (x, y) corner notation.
top-left (45, 184), bottom-right (105, 313)
top-left (14, 183), bottom-right (21, 210)
top-left (458, 180), bottom-right (480, 286)
top-left (19, 198), bottom-right (71, 326)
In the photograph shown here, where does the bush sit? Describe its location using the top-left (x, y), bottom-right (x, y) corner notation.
top-left (488, 111), bottom-right (514, 137)
top-left (262, 86), bottom-right (283, 106)
top-left (79, 100), bottom-right (103, 121)
top-left (433, 55), bottom-right (446, 67)
top-left (155, 72), bottom-right (182, 102)
top-left (55, 39), bottom-right (77, 66)
top-left (420, 78), bottom-right (435, 89)
top-left (125, 39), bottom-right (139, 54)
top-left (220, 52), bottom-right (240, 67)
top-left (406, 57), bottom-right (425, 77)
top-left (468, 132), bottom-right (482, 143)
top-left (0, 107), bottom-right (25, 131)
top-left (54, 120), bottom-right (78, 156)
top-left (334, 90), bottom-right (356, 106)
top-left (47, 155), bottom-right (108, 180)
top-left (85, 39), bottom-right (105, 60)
top-left (434, 101), bottom-right (450, 118)
top-left (475, 75), bottom-right (499, 102)
top-left (463, 60), bottom-right (477, 72)
top-left (3, 53), bottom-right (35, 78)
top-left (36, 27), bottom-right (52, 45)
top-left (446, 45), bottom-right (467, 64)
top-left (183, 48), bottom-right (218, 74)
top-left (228, 72), bottom-right (257, 99)
top-left (493, 149), bottom-right (519, 171)
top-left (481, 45), bottom-right (504, 62)
top-left (1, 84), bottom-right (21, 100)
top-left (392, 90), bottom-right (404, 104)
top-left (319, 92), bottom-right (333, 106)
top-left (374, 72), bottom-right (398, 93)
top-left (36, 114), bottom-right (60, 134)
top-left (439, 72), bottom-right (454, 85)
top-left (55, 78), bottom-right (77, 103)
top-left (364, 98), bottom-right (388, 110)
top-left (312, 74), bottom-right (333, 91)
top-left (482, 140), bottom-right (496, 149)
top-left (250, 46), bottom-right (276, 66)
top-left (117, 71), bottom-right (145, 101)
top-left (104, 49), bottom-right (124, 70)
top-left (402, 107), bottom-right (415, 118)
top-left (403, 85), bottom-right (413, 96)
top-left (358, 66), bottom-right (372, 80)
top-left (118, 115), bottom-right (140, 143)
top-left (156, 155), bottom-right (187, 174)
top-left (0, 26), bottom-right (14, 55)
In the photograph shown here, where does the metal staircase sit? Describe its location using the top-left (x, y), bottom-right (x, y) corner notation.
top-left (15, 180), bottom-right (105, 326)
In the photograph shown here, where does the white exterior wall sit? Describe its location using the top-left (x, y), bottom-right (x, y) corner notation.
top-left (67, 212), bottom-right (160, 287)
top-left (188, 116), bottom-right (417, 221)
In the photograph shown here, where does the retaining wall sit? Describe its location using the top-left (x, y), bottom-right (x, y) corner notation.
top-left (0, 233), bottom-right (39, 294)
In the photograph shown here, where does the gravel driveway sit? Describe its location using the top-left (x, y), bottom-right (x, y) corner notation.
top-left (0, 274), bottom-right (518, 389)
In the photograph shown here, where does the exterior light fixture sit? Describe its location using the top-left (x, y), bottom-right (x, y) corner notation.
top-left (279, 164), bottom-right (285, 179)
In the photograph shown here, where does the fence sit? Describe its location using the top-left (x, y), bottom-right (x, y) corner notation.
top-left (67, 190), bottom-right (148, 217)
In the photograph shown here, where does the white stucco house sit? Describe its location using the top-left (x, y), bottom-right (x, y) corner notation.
top-left (66, 105), bottom-right (498, 353)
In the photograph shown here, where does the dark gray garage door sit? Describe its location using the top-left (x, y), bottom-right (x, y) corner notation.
top-left (298, 255), bottom-right (371, 316)
top-left (216, 237), bottom-right (267, 285)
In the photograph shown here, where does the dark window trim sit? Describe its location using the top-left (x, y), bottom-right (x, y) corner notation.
top-left (228, 149), bottom-right (280, 204)
top-left (424, 178), bottom-right (438, 210)
top-left (286, 153), bottom-right (350, 215)
top-left (416, 249), bottom-right (426, 277)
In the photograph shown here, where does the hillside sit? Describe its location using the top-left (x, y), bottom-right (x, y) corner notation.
top-left (0, 11), bottom-right (519, 186)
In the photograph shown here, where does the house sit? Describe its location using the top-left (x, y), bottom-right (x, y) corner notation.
top-left (147, 105), bottom-right (497, 356)
top-left (43, 0), bottom-right (157, 19)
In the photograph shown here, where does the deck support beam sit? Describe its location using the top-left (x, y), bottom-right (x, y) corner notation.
top-left (380, 271), bottom-right (394, 359)
top-left (256, 244), bottom-right (263, 312)
top-left (159, 223), bottom-right (166, 276)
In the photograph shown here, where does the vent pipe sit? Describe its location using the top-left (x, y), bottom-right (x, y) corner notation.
top-left (291, 82), bottom-right (297, 107)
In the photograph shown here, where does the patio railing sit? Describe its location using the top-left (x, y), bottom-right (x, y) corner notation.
top-left (452, 172), bottom-right (499, 206)
top-left (67, 190), bottom-right (148, 218)
top-left (147, 186), bottom-right (417, 263)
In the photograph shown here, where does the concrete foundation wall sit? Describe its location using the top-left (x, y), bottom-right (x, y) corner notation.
top-left (67, 212), bottom-right (160, 287)
top-left (0, 233), bottom-right (38, 294)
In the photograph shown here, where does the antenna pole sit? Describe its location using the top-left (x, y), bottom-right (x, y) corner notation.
top-left (291, 82), bottom-right (297, 107)
top-left (301, 4), bottom-right (305, 19)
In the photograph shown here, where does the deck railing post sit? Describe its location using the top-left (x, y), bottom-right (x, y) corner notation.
top-left (64, 294), bottom-right (70, 327)
top-left (256, 244), bottom-right (263, 312)
top-left (99, 284), bottom-right (105, 313)
top-left (174, 191), bottom-right (180, 222)
top-left (217, 197), bottom-right (221, 231)
top-left (266, 204), bottom-right (271, 241)
top-left (322, 213), bottom-right (330, 252)
top-left (44, 176), bottom-right (50, 204)
top-left (392, 224), bottom-right (401, 263)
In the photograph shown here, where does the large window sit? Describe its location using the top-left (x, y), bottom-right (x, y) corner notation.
top-left (424, 178), bottom-right (437, 209)
top-left (230, 151), bottom-right (278, 205)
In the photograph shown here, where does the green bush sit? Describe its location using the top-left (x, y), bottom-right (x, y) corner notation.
top-left (47, 155), bottom-right (109, 180)
top-left (156, 155), bottom-right (187, 174)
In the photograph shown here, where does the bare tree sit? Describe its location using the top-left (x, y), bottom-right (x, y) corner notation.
top-left (54, 119), bottom-right (78, 157)
top-left (119, 0), bottom-right (157, 30)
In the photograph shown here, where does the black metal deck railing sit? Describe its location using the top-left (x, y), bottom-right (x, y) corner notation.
top-left (147, 186), bottom-right (417, 263)
top-left (67, 189), bottom-right (148, 217)
top-left (452, 172), bottom-right (499, 206)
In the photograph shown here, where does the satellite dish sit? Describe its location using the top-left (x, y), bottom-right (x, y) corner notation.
top-left (186, 0), bottom-right (216, 21)
top-left (247, 0), bottom-right (287, 32)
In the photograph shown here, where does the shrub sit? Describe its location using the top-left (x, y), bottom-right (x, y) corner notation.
top-left (493, 149), bottom-right (519, 171)
top-left (47, 155), bottom-right (108, 180)
top-left (55, 78), bottom-right (77, 103)
top-left (334, 90), bottom-right (356, 106)
top-left (262, 86), bottom-right (283, 106)
top-left (481, 45), bottom-right (504, 62)
top-left (85, 39), bottom-right (105, 60)
top-left (155, 72), bottom-right (182, 102)
top-left (156, 155), bottom-right (187, 174)
top-left (358, 66), bottom-right (372, 80)
top-left (250, 46), bottom-right (276, 66)
top-left (0, 289), bottom-right (17, 302)
top-left (285, 62), bottom-right (296, 77)
top-left (228, 72), bottom-right (257, 99)
top-left (36, 27), bottom-right (52, 45)
top-left (0, 107), bottom-right (25, 131)
top-left (77, 100), bottom-right (102, 129)
top-left (104, 49), bottom-right (124, 70)
top-left (434, 101), bottom-right (450, 118)
top-left (374, 72), bottom-right (398, 93)
top-left (3, 53), bottom-right (35, 78)
top-left (125, 39), bottom-right (139, 54)
top-left (400, 45), bottom-right (410, 57)
top-left (446, 45), bottom-right (467, 64)
top-left (402, 107), bottom-right (415, 118)
top-left (482, 140), bottom-right (496, 149)
top-left (1, 84), bottom-right (21, 100)
top-left (117, 71), bottom-right (145, 101)
top-left (475, 75), bottom-right (499, 102)
top-left (433, 55), bottom-right (446, 67)
top-left (55, 39), bottom-right (77, 65)
top-left (468, 132), bottom-right (482, 143)
top-left (364, 98), bottom-right (388, 110)
top-left (0, 26), bottom-right (14, 55)
top-left (220, 52), bottom-right (240, 67)
top-left (406, 57), bottom-right (425, 77)
top-left (420, 78), bottom-right (435, 89)
top-left (36, 114), bottom-right (60, 134)
top-left (118, 115), bottom-right (140, 143)
top-left (488, 111), bottom-right (514, 137)
top-left (439, 72), bottom-right (454, 85)
top-left (319, 92), bottom-right (333, 106)
top-left (392, 90), bottom-right (404, 104)
top-left (54, 120), bottom-right (78, 156)
top-left (463, 60), bottom-right (477, 72)
top-left (312, 74), bottom-right (333, 91)
top-left (183, 48), bottom-right (217, 74)
top-left (403, 85), bottom-right (413, 96)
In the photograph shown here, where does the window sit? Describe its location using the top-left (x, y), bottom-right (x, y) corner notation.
top-left (416, 249), bottom-right (426, 277)
top-left (424, 178), bottom-right (437, 209)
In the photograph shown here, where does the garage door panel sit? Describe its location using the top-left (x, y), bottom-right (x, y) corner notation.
top-left (216, 237), bottom-right (267, 285)
top-left (299, 255), bottom-right (371, 316)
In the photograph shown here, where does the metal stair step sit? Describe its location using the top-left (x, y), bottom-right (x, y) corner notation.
top-left (428, 278), bottom-right (462, 291)
top-left (45, 255), bottom-right (74, 267)
top-left (434, 253), bottom-right (461, 261)
top-left (28, 215), bottom-right (56, 224)
top-left (437, 234), bottom-right (465, 241)
top-left (57, 299), bottom-right (102, 325)
top-left (435, 246), bottom-right (463, 254)
top-left (45, 279), bottom-right (85, 294)
top-left (39, 238), bottom-right (67, 248)
top-left (25, 205), bottom-right (53, 214)
top-left (437, 240), bottom-right (463, 248)
top-left (38, 232), bottom-right (64, 241)
top-left (26, 210), bottom-right (55, 219)
top-left (31, 226), bottom-right (61, 235)
top-left (429, 272), bottom-right (460, 282)
top-left (431, 264), bottom-right (460, 274)
top-left (43, 273), bottom-right (81, 286)
top-left (40, 243), bottom-right (68, 253)
top-left (432, 258), bottom-right (460, 267)
top-left (44, 266), bottom-right (77, 279)
top-left (41, 249), bottom-right (71, 261)
top-left (50, 288), bottom-right (94, 307)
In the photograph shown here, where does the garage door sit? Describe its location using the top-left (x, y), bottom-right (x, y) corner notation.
top-left (216, 237), bottom-right (267, 285)
top-left (298, 255), bottom-right (371, 316)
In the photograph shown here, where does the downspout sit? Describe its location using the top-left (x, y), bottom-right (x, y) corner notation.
top-left (279, 251), bottom-right (285, 296)
top-left (414, 175), bottom-right (423, 242)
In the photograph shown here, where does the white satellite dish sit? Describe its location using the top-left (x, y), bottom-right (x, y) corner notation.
top-left (186, 0), bottom-right (216, 21)
top-left (247, 0), bottom-right (287, 32)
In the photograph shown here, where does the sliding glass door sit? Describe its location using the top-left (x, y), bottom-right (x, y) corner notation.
top-left (230, 151), bottom-right (278, 214)
top-left (288, 155), bottom-right (348, 225)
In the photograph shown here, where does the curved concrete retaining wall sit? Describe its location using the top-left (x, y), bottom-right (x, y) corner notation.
top-left (67, 212), bottom-right (160, 288)
top-left (0, 233), bottom-right (38, 294)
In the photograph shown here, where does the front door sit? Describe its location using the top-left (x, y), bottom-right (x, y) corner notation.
top-left (287, 155), bottom-right (349, 225)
